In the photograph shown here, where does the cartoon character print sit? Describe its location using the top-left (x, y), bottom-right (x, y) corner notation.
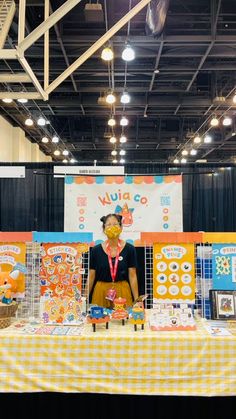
top-left (0, 269), bottom-right (20, 304)
top-left (115, 203), bottom-right (134, 227)
top-left (66, 254), bottom-right (75, 265)
top-left (53, 255), bottom-right (63, 264)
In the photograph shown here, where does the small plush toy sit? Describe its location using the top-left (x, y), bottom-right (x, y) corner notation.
top-left (0, 270), bottom-right (20, 304)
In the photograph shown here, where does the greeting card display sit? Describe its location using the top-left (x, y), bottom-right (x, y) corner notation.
top-left (40, 243), bottom-right (88, 324)
top-left (149, 304), bottom-right (196, 331)
top-left (153, 243), bottom-right (195, 304)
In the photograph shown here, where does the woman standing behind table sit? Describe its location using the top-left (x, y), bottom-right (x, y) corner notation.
top-left (88, 213), bottom-right (139, 308)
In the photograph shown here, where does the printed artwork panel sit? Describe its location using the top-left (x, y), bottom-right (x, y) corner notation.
top-left (40, 243), bottom-right (88, 324)
top-left (153, 243), bottom-right (195, 304)
top-left (64, 175), bottom-right (183, 242)
top-left (0, 242), bottom-right (26, 298)
top-left (212, 244), bottom-right (236, 290)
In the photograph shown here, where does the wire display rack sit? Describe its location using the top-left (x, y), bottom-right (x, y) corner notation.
top-left (195, 243), bottom-right (213, 319)
top-left (16, 243), bottom-right (90, 320)
top-left (144, 245), bottom-right (153, 309)
top-left (145, 241), bottom-right (212, 317)
top-left (16, 242), bottom-right (41, 320)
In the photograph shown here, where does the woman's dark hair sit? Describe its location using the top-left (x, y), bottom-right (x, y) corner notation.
top-left (100, 213), bottom-right (123, 230)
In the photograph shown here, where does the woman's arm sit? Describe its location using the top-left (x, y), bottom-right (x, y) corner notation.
top-left (128, 267), bottom-right (139, 301)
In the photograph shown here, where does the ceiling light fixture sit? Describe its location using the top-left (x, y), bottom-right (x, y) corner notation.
top-left (190, 149), bottom-right (197, 156)
top-left (181, 158), bottom-right (187, 164)
top-left (181, 150), bottom-right (188, 156)
top-left (119, 149), bottom-right (126, 156)
top-left (112, 159), bottom-right (118, 164)
top-left (210, 116), bottom-right (219, 127)
top-left (222, 116), bottom-right (232, 126)
top-left (25, 117), bottom-right (34, 126)
top-left (120, 135), bottom-right (127, 143)
top-left (106, 92), bottom-right (116, 104)
top-left (62, 150), bottom-right (69, 156)
top-left (101, 46), bottom-right (114, 61)
top-left (54, 150), bottom-right (61, 156)
top-left (120, 91), bottom-right (130, 104)
top-left (122, 44), bottom-right (135, 61)
top-left (37, 117), bottom-right (46, 126)
top-left (63, 159), bottom-right (68, 163)
top-left (204, 135), bottom-right (212, 143)
top-left (109, 136), bottom-right (117, 144)
top-left (41, 137), bottom-right (49, 143)
top-left (17, 98), bottom-right (28, 104)
top-left (70, 158), bottom-right (76, 163)
top-left (120, 158), bottom-right (125, 164)
top-left (108, 117), bottom-right (116, 127)
top-left (111, 150), bottom-right (118, 156)
top-left (173, 158), bottom-right (179, 164)
top-left (52, 136), bottom-right (59, 143)
top-left (120, 116), bottom-right (129, 126)
top-left (2, 98), bottom-right (13, 103)
top-left (193, 136), bottom-right (201, 144)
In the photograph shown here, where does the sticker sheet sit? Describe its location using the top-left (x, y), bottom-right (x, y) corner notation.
top-left (40, 243), bottom-right (88, 324)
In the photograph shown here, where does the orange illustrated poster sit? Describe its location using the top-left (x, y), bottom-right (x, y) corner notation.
top-left (40, 243), bottom-right (88, 324)
top-left (153, 243), bottom-right (195, 304)
top-left (0, 242), bottom-right (26, 298)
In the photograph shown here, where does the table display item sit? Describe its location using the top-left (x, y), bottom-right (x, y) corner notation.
top-left (0, 301), bottom-right (18, 328)
top-left (87, 306), bottom-right (111, 332)
top-left (111, 297), bottom-right (129, 325)
top-left (210, 289), bottom-right (236, 320)
top-left (129, 298), bottom-right (146, 331)
top-left (149, 304), bottom-right (196, 331)
top-left (0, 270), bottom-right (21, 304)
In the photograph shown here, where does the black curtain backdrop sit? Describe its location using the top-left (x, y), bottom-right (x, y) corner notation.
top-left (1, 163), bottom-right (236, 232)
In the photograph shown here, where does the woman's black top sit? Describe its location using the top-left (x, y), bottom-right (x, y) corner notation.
top-left (90, 242), bottom-right (137, 283)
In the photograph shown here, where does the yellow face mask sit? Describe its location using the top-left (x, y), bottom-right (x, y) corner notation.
top-left (104, 225), bottom-right (122, 239)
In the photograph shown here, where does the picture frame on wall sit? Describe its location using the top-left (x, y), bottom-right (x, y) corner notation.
top-left (210, 289), bottom-right (236, 320)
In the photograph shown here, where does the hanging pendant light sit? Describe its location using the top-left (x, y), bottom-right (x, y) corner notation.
top-left (25, 117), bottom-right (34, 126)
top-left (106, 92), bottom-right (116, 104)
top-left (108, 117), bottom-right (116, 127)
top-left (210, 116), bottom-right (219, 127)
top-left (101, 47), bottom-right (114, 61)
top-left (120, 91), bottom-right (130, 104)
top-left (120, 116), bottom-right (129, 126)
top-left (222, 116), bottom-right (232, 126)
top-left (122, 44), bottom-right (135, 61)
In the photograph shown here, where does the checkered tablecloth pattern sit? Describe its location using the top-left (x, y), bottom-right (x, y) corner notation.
top-left (0, 317), bottom-right (235, 395)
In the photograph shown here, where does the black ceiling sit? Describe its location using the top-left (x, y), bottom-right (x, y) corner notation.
top-left (1, 0), bottom-right (236, 164)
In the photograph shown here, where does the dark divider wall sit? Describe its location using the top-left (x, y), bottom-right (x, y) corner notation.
top-left (1, 163), bottom-right (236, 232)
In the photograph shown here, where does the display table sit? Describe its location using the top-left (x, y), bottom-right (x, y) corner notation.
top-left (0, 316), bottom-right (236, 396)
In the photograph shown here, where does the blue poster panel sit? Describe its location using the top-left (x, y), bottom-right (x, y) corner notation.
top-left (212, 244), bottom-right (236, 290)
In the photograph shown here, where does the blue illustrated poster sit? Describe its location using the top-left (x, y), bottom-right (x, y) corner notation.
top-left (212, 244), bottom-right (236, 290)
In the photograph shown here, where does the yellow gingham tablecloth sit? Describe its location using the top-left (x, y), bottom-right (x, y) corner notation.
top-left (0, 316), bottom-right (235, 395)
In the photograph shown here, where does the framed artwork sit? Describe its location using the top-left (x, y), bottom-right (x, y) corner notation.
top-left (210, 289), bottom-right (236, 320)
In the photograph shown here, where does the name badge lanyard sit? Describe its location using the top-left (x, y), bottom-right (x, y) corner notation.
top-left (106, 240), bottom-right (122, 282)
